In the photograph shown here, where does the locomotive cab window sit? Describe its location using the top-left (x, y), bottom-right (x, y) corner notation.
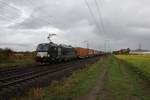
top-left (36, 44), bottom-right (49, 52)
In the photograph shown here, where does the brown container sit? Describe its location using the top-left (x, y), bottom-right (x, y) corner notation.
top-left (75, 47), bottom-right (89, 58)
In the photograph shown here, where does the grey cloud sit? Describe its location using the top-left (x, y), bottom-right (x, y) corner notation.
top-left (9, 1), bottom-right (90, 30)
top-left (0, 0), bottom-right (150, 51)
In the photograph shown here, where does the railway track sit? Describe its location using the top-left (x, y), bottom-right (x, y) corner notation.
top-left (0, 64), bottom-right (64, 79)
top-left (0, 57), bottom-right (100, 99)
top-left (0, 63), bottom-right (52, 78)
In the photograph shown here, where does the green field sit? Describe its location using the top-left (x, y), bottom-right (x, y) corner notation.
top-left (116, 55), bottom-right (150, 80)
top-left (102, 55), bottom-right (150, 100)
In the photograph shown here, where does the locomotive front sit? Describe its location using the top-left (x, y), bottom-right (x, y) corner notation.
top-left (35, 42), bottom-right (58, 62)
top-left (36, 43), bottom-right (50, 62)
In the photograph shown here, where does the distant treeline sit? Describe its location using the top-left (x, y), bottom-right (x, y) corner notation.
top-left (0, 48), bottom-right (35, 62)
top-left (0, 48), bottom-right (13, 61)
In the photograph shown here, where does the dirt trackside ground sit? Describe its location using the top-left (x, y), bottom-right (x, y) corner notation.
top-left (77, 66), bottom-right (107, 100)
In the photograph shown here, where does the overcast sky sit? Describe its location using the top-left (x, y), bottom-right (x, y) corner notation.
top-left (0, 0), bottom-right (150, 51)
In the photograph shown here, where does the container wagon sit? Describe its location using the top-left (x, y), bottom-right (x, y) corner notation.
top-left (88, 49), bottom-right (94, 57)
top-left (75, 47), bottom-right (89, 58)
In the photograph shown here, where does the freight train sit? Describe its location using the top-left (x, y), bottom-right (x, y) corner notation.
top-left (35, 42), bottom-right (102, 63)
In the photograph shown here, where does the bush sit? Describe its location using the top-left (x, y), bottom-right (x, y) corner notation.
top-left (0, 48), bottom-right (13, 62)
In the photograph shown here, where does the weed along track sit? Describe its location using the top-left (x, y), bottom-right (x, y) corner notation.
top-left (0, 57), bottom-right (100, 99)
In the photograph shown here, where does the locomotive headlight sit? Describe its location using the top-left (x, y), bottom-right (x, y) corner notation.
top-left (37, 52), bottom-right (48, 58)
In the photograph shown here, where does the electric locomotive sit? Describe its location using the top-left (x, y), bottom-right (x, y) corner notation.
top-left (36, 42), bottom-right (76, 63)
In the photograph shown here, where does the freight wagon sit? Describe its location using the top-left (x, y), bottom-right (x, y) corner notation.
top-left (75, 47), bottom-right (89, 58)
top-left (88, 49), bottom-right (94, 57)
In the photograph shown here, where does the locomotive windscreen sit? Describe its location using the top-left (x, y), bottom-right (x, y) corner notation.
top-left (36, 44), bottom-right (49, 52)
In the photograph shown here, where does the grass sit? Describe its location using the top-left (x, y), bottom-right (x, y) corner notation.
top-left (116, 55), bottom-right (150, 80)
top-left (102, 57), bottom-right (142, 100)
top-left (13, 57), bottom-right (106, 100)
top-left (101, 55), bottom-right (150, 100)
top-left (0, 58), bottom-right (36, 69)
top-left (0, 51), bottom-right (35, 69)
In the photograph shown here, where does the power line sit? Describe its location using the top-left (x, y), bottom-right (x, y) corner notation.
top-left (0, 1), bottom-right (21, 20)
top-left (94, 0), bottom-right (109, 51)
top-left (94, 0), bottom-right (106, 34)
top-left (0, 1), bottom-right (35, 26)
top-left (84, 0), bottom-right (101, 33)
top-left (0, 1), bottom-right (19, 10)
top-left (0, 0), bottom-right (53, 28)
top-left (22, 0), bottom-right (53, 26)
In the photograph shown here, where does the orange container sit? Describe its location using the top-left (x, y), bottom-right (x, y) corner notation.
top-left (75, 47), bottom-right (89, 58)
top-left (93, 50), bottom-right (98, 56)
top-left (88, 49), bottom-right (94, 57)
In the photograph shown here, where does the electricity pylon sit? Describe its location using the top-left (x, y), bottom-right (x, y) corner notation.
top-left (82, 41), bottom-right (89, 49)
